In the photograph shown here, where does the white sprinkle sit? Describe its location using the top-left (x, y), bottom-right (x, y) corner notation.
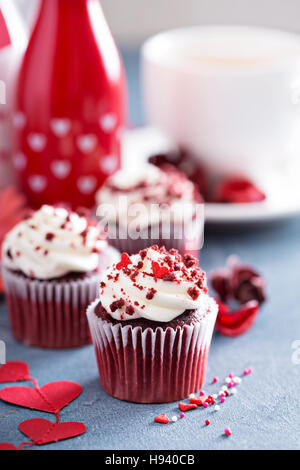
top-left (221, 385), bottom-right (228, 391)
top-left (225, 377), bottom-right (231, 384)
top-left (214, 405), bottom-right (220, 411)
top-left (189, 393), bottom-right (195, 399)
top-left (212, 394), bottom-right (218, 399)
top-left (171, 416), bottom-right (178, 422)
top-left (231, 389), bottom-right (237, 395)
top-left (235, 377), bottom-right (242, 384)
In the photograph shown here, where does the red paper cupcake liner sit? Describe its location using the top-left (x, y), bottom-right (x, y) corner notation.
top-left (1, 247), bottom-right (120, 349)
top-left (87, 299), bottom-right (217, 403)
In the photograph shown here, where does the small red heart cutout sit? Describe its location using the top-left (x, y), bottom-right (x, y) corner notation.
top-left (0, 381), bottom-right (82, 413)
top-left (152, 261), bottom-right (170, 279)
top-left (0, 442), bottom-right (18, 450)
top-left (0, 361), bottom-right (30, 383)
top-left (19, 418), bottom-right (86, 445)
top-left (116, 253), bottom-right (132, 270)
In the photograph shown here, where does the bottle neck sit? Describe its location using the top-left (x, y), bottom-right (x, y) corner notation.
top-left (36, 0), bottom-right (101, 24)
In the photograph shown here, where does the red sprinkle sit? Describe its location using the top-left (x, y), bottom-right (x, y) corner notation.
top-left (178, 402), bottom-right (198, 412)
top-left (152, 261), bottom-right (170, 279)
top-left (116, 253), bottom-right (132, 270)
top-left (189, 396), bottom-right (208, 406)
top-left (154, 413), bottom-right (169, 424)
top-left (205, 420), bottom-right (210, 426)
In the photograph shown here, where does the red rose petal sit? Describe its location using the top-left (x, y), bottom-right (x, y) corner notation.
top-left (0, 381), bottom-right (82, 413)
top-left (116, 253), bottom-right (132, 270)
top-left (178, 402), bottom-right (198, 412)
top-left (0, 442), bottom-right (18, 450)
top-left (0, 361), bottom-right (30, 383)
top-left (154, 413), bottom-right (169, 424)
top-left (152, 261), bottom-right (170, 279)
top-left (215, 300), bottom-right (259, 337)
top-left (19, 418), bottom-right (86, 445)
top-left (189, 396), bottom-right (208, 406)
top-left (213, 178), bottom-right (266, 203)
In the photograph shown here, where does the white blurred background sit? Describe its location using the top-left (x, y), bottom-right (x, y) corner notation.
top-left (16, 0), bottom-right (300, 47)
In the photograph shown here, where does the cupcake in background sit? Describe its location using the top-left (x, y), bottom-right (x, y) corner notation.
top-left (87, 245), bottom-right (218, 403)
top-left (95, 163), bottom-right (204, 257)
top-left (1, 205), bottom-right (119, 349)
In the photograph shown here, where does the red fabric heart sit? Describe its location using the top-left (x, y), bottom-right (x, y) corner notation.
top-left (0, 442), bottom-right (18, 450)
top-left (215, 300), bottom-right (259, 337)
top-left (116, 253), bottom-right (132, 270)
top-left (0, 381), bottom-right (82, 413)
top-left (19, 418), bottom-right (86, 445)
top-left (154, 413), bottom-right (169, 424)
top-left (178, 402), bottom-right (198, 412)
top-left (0, 361), bottom-right (30, 383)
top-left (152, 261), bottom-right (170, 279)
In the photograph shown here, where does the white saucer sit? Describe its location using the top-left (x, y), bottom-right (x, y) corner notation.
top-left (122, 126), bottom-right (300, 224)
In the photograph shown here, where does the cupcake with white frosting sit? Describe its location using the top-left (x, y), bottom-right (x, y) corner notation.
top-left (1, 205), bottom-right (119, 348)
top-left (87, 245), bottom-right (218, 403)
top-left (95, 163), bottom-right (203, 256)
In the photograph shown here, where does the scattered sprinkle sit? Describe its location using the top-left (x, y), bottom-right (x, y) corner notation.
top-left (224, 427), bottom-right (232, 436)
top-left (171, 416), bottom-right (178, 422)
top-left (214, 405), bottom-right (220, 412)
top-left (212, 376), bottom-right (219, 383)
top-left (205, 420), bottom-right (210, 426)
top-left (199, 390), bottom-right (206, 397)
top-left (179, 412), bottom-right (185, 419)
top-left (179, 402), bottom-right (198, 412)
top-left (154, 413), bottom-right (169, 424)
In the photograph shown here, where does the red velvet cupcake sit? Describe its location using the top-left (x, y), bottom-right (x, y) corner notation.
top-left (87, 245), bottom-right (218, 403)
top-left (95, 163), bottom-right (203, 257)
top-left (1, 205), bottom-right (119, 349)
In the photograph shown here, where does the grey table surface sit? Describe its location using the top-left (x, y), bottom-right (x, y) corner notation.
top-left (0, 50), bottom-right (300, 451)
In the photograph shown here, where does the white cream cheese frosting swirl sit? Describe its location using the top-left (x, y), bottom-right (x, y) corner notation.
top-left (2, 205), bottom-right (107, 280)
top-left (100, 245), bottom-right (210, 322)
top-left (96, 163), bottom-right (200, 228)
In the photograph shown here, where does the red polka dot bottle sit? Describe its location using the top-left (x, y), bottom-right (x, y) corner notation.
top-left (13, 0), bottom-right (126, 209)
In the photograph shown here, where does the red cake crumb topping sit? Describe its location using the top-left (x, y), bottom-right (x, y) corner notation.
top-left (188, 287), bottom-right (200, 300)
top-left (126, 305), bottom-right (135, 316)
top-left (45, 232), bottom-right (55, 241)
top-left (146, 288), bottom-right (157, 300)
top-left (110, 299), bottom-right (125, 312)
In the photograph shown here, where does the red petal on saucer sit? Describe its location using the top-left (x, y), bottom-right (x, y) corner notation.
top-left (0, 361), bottom-right (30, 383)
top-left (215, 300), bottom-right (259, 337)
top-left (213, 178), bottom-right (266, 204)
top-left (19, 418), bottom-right (86, 445)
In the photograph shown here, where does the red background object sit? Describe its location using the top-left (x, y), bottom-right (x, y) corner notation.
top-left (13, 0), bottom-right (126, 209)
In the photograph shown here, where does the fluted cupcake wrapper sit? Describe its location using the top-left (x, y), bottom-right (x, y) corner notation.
top-left (87, 299), bottom-right (217, 403)
top-left (1, 247), bottom-right (120, 349)
top-left (107, 218), bottom-right (203, 258)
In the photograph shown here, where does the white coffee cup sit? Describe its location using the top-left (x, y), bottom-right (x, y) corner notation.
top-left (142, 25), bottom-right (300, 182)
